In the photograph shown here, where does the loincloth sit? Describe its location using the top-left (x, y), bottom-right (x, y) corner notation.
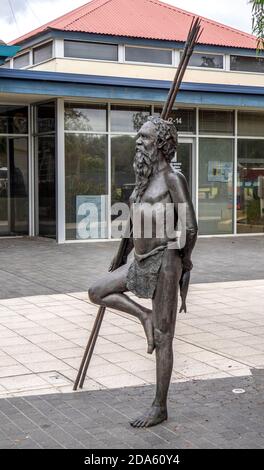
top-left (126, 245), bottom-right (167, 299)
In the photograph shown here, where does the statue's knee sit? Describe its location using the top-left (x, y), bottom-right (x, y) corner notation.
top-left (154, 328), bottom-right (173, 348)
top-left (88, 284), bottom-right (102, 305)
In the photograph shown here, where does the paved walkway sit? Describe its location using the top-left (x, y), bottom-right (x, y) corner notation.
top-left (0, 237), bottom-right (264, 448)
top-left (1, 280), bottom-right (264, 399)
top-left (0, 236), bottom-right (264, 299)
top-left (1, 373), bottom-right (263, 449)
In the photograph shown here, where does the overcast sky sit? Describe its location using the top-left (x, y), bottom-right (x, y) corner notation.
top-left (0, 0), bottom-right (253, 43)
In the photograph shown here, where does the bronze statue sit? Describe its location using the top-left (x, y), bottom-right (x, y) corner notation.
top-left (74, 17), bottom-right (202, 428)
top-left (88, 116), bottom-right (198, 427)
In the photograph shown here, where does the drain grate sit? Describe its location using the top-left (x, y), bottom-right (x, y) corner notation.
top-left (232, 388), bottom-right (246, 394)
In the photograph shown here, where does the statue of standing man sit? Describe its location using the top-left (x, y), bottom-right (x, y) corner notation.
top-left (89, 116), bottom-right (198, 427)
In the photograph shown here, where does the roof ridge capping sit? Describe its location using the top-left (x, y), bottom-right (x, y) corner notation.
top-left (147, 0), bottom-right (257, 41)
top-left (66, 0), bottom-right (115, 29)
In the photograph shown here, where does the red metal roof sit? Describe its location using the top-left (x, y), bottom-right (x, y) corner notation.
top-left (10, 0), bottom-right (257, 49)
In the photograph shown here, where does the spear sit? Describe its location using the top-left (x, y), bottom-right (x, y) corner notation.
top-left (73, 17), bottom-right (202, 391)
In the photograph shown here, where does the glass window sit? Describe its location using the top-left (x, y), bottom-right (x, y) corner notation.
top-left (65, 103), bottom-right (107, 132)
top-left (36, 135), bottom-right (56, 238)
top-left (111, 134), bottom-right (135, 206)
top-left (111, 135), bottom-right (136, 237)
top-left (181, 52), bottom-right (223, 69)
top-left (154, 107), bottom-right (196, 133)
top-left (13, 52), bottom-right (30, 69)
top-left (33, 42), bottom-right (52, 64)
top-left (36, 102), bottom-right (56, 134)
top-left (111, 105), bottom-right (151, 132)
top-left (65, 134), bottom-right (108, 240)
top-left (199, 138), bottom-right (234, 235)
top-left (0, 137), bottom-right (29, 236)
top-left (0, 105), bottom-right (28, 134)
top-left (199, 110), bottom-right (234, 135)
top-left (125, 46), bottom-right (172, 65)
top-left (0, 61), bottom-right (10, 68)
top-left (237, 140), bottom-right (264, 233)
top-left (0, 138), bottom-right (8, 234)
top-left (64, 41), bottom-right (118, 61)
top-left (230, 55), bottom-right (264, 73)
top-left (176, 142), bottom-right (192, 193)
top-left (238, 111), bottom-right (264, 137)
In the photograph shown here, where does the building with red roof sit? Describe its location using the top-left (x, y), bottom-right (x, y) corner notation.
top-left (9, 0), bottom-right (258, 50)
top-left (0, 0), bottom-right (264, 242)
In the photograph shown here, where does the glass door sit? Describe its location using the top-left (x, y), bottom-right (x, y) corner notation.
top-left (0, 138), bottom-right (8, 235)
top-left (172, 138), bottom-right (194, 199)
top-left (35, 102), bottom-right (56, 238)
top-left (0, 137), bottom-right (28, 236)
top-left (237, 140), bottom-right (264, 233)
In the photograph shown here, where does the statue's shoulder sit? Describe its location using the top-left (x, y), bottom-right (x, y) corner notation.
top-left (165, 168), bottom-right (188, 190)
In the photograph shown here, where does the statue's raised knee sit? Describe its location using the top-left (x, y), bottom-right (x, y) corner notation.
top-left (88, 284), bottom-right (102, 305)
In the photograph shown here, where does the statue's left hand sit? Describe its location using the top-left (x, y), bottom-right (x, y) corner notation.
top-left (182, 257), bottom-right (193, 272)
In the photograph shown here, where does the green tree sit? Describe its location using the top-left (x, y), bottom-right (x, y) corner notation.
top-left (250, 0), bottom-right (264, 49)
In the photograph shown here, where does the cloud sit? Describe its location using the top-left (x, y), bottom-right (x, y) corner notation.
top-left (165, 0), bottom-right (253, 34)
top-left (0, 0), bottom-right (254, 43)
top-left (0, 0), bottom-right (87, 42)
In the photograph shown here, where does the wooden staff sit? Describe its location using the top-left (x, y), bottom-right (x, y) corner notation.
top-left (73, 17), bottom-right (202, 391)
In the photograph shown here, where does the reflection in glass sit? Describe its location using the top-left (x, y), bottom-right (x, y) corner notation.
top-left (237, 140), bottom-right (264, 233)
top-left (13, 53), bottom-right (30, 69)
top-left (65, 134), bottom-right (108, 240)
top-left (0, 137), bottom-right (28, 236)
top-left (125, 46), bottom-right (172, 65)
top-left (0, 138), bottom-right (8, 235)
top-left (155, 107), bottom-right (196, 133)
top-left (111, 135), bottom-right (135, 236)
top-left (111, 105), bottom-right (150, 132)
top-left (200, 110), bottom-right (234, 135)
top-left (175, 143), bottom-right (192, 194)
top-left (33, 42), bottom-right (52, 64)
top-left (231, 55), bottom-right (264, 73)
top-left (36, 102), bottom-right (56, 134)
top-left (181, 52), bottom-right (223, 69)
top-left (37, 136), bottom-right (56, 238)
top-left (199, 139), bottom-right (234, 235)
top-left (111, 135), bottom-right (135, 204)
top-left (65, 103), bottom-right (107, 132)
top-left (10, 138), bottom-right (28, 235)
top-left (0, 105), bottom-right (28, 134)
top-left (238, 111), bottom-right (264, 137)
top-left (65, 41), bottom-right (118, 61)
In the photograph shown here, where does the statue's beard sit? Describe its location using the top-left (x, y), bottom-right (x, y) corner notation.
top-left (132, 147), bottom-right (159, 202)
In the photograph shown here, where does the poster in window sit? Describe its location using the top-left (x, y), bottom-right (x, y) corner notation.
top-left (208, 161), bottom-right (233, 183)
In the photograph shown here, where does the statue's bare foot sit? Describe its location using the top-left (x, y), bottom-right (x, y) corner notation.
top-left (130, 405), bottom-right (167, 428)
top-left (141, 310), bottom-right (155, 354)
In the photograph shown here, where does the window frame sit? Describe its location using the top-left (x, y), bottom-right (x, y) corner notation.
top-left (32, 40), bottom-right (53, 66)
top-left (64, 39), bottom-right (119, 63)
top-left (124, 44), bottom-right (174, 67)
top-left (13, 51), bottom-right (30, 69)
top-left (181, 50), bottom-right (225, 71)
top-left (230, 54), bottom-right (264, 75)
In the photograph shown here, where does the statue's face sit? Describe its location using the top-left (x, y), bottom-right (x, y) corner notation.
top-left (133, 121), bottom-right (161, 199)
top-left (135, 121), bottom-right (157, 156)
